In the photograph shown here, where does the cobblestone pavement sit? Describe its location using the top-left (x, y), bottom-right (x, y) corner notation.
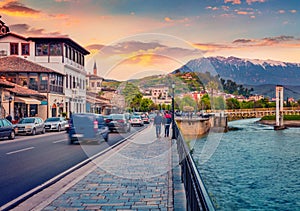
top-left (13, 125), bottom-right (186, 211)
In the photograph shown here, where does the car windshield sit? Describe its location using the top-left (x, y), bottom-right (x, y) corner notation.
top-left (109, 114), bottom-right (124, 120)
top-left (19, 118), bottom-right (35, 124)
top-left (132, 116), bottom-right (141, 119)
top-left (45, 118), bottom-right (60, 122)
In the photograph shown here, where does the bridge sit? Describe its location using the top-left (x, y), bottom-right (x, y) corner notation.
top-left (224, 107), bottom-right (300, 120)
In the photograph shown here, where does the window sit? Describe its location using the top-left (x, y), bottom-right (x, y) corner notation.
top-left (36, 43), bottom-right (49, 56)
top-left (18, 73), bottom-right (28, 87)
top-left (73, 76), bottom-right (76, 88)
top-left (10, 43), bottom-right (18, 55)
top-left (69, 75), bottom-right (72, 89)
top-left (65, 45), bottom-right (68, 58)
top-left (91, 82), bottom-right (95, 88)
top-left (97, 82), bottom-right (101, 87)
top-left (21, 43), bottom-right (30, 55)
top-left (29, 73), bottom-right (38, 90)
top-left (50, 43), bottom-right (62, 56)
top-left (66, 74), bottom-right (68, 88)
top-left (40, 73), bottom-right (48, 91)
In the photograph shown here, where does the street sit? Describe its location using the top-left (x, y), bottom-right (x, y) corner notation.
top-left (0, 126), bottom-right (144, 207)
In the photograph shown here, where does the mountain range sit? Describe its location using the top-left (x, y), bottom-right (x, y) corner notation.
top-left (173, 56), bottom-right (300, 86)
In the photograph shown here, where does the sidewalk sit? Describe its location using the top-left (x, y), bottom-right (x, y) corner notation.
top-left (13, 125), bottom-right (186, 210)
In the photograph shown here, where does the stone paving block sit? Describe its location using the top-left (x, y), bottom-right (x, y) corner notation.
top-left (21, 127), bottom-right (188, 211)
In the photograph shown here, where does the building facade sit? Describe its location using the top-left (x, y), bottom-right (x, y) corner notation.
top-left (0, 18), bottom-right (89, 119)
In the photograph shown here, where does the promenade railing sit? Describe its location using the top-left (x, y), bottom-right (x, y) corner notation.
top-left (174, 123), bottom-right (215, 211)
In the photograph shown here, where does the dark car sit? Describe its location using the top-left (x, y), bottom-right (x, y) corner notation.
top-left (0, 118), bottom-right (16, 140)
top-left (96, 114), bottom-right (109, 142)
top-left (68, 113), bottom-right (108, 144)
top-left (105, 113), bottom-right (131, 133)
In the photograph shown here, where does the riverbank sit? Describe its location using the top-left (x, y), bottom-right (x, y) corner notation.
top-left (258, 120), bottom-right (300, 127)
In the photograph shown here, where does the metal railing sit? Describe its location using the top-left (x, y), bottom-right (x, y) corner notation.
top-left (174, 124), bottom-right (215, 211)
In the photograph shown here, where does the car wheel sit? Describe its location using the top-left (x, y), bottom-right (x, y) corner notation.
top-left (105, 135), bottom-right (109, 142)
top-left (57, 125), bottom-right (61, 132)
top-left (9, 130), bottom-right (15, 140)
top-left (32, 128), bottom-right (36, 136)
top-left (68, 139), bottom-right (73, 145)
top-left (41, 128), bottom-right (45, 134)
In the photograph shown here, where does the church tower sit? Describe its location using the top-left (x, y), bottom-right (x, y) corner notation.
top-left (93, 61), bottom-right (97, 75)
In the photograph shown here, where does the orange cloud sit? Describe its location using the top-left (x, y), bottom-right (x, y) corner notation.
top-left (0, 0), bottom-right (40, 17)
top-left (164, 17), bottom-right (173, 22)
top-left (246, 0), bottom-right (265, 4)
top-left (224, 0), bottom-right (241, 5)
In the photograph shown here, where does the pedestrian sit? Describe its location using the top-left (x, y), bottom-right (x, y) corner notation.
top-left (6, 114), bottom-right (12, 122)
top-left (163, 111), bottom-right (172, 137)
top-left (153, 112), bottom-right (163, 138)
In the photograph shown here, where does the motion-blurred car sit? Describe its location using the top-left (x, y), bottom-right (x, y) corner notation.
top-left (96, 114), bottom-right (109, 142)
top-left (44, 117), bottom-right (69, 132)
top-left (16, 117), bottom-right (45, 135)
top-left (105, 114), bottom-right (131, 133)
top-left (130, 115), bottom-right (144, 127)
top-left (0, 118), bottom-right (16, 140)
top-left (68, 113), bottom-right (108, 144)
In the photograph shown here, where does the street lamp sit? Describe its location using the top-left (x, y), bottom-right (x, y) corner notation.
top-left (171, 83), bottom-right (176, 139)
top-left (8, 96), bottom-right (12, 116)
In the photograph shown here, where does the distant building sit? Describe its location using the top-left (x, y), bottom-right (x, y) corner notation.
top-left (142, 86), bottom-right (172, 105)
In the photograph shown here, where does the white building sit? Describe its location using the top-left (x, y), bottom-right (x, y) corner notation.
top-left (0, 18), bottom-right (89, 118)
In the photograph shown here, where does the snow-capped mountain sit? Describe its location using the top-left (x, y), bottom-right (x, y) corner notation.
top-left (173, 56), bottom-right (300, 86)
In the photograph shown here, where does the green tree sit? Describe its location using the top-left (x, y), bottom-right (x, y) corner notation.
top-left (140, 98), bottom-right (153, 112)
top-left (130, 93), bottom-right (143, 111)
top-left (200, 94), bottom-right (211, 110)
top-left (226, 98), bottom-right (240, 109)
top-left (214, 96), bottom-right (226, 110)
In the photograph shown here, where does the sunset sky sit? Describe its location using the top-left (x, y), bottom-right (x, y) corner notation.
top-left (1, 0), bottom-right (299, 80)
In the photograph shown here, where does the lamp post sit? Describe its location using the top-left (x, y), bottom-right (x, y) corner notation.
top-left (171, 83), bottom-right (176, 139)
top-left (8, 96), bottom-right (12, 116)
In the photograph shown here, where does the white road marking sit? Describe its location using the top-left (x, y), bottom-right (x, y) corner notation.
top-left (6, 147), bottom-right (35, 155)
top-left (53, 139), bottom-right (67, 143)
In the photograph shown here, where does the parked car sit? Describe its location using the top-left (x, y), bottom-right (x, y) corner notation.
top-left (130, 115), bottom-right (144, 127)
top-left (16, 117), bottom-right (45, 135)
top-left (105, 113), bottom-right (131, 133)
top-left (44, 117), bottom-right (69, 132)
top-left (0, 118), bottom-right (16, 140)
top-left (68, 113), bottom-right (108, 144)
top-left (141, 114), bottom-right (150, 124)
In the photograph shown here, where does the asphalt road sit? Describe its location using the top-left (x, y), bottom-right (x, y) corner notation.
top-left (0, 126), bottom-right (144, 207)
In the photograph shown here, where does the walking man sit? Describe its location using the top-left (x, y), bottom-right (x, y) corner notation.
top-left (153, 112), bottom-right (163, 138)
top-left (164, 111), bottom-right (172, 137)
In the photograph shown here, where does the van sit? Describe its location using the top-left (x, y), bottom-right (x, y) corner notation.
top-left (68, 113), bottom-right (109, 144)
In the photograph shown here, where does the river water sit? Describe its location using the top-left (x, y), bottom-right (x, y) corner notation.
top-left (191, 118), bottom-right (300, 210)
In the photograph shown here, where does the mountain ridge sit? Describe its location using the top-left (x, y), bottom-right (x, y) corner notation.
top-left (173, 56), bottom-right (300, 86)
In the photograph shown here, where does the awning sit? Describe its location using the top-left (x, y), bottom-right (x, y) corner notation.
top-left (14, 97), bottom-right (41, 105)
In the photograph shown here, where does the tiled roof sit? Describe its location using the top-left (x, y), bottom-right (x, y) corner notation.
top-left (0, 56), bottom-right (64, 75)
top-left (0, 78), bottom-right (46, 99)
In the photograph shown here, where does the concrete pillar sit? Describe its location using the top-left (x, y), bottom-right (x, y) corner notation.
top-left (275, 85), bottom-right (285, 130)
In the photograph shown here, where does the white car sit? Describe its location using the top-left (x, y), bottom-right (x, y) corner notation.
top-left (16, 117), bottom-right (45, 135)
top-left (130, 115), bottom-right (144, 127)
top-left (44, 117), bottom-right (68, 132)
